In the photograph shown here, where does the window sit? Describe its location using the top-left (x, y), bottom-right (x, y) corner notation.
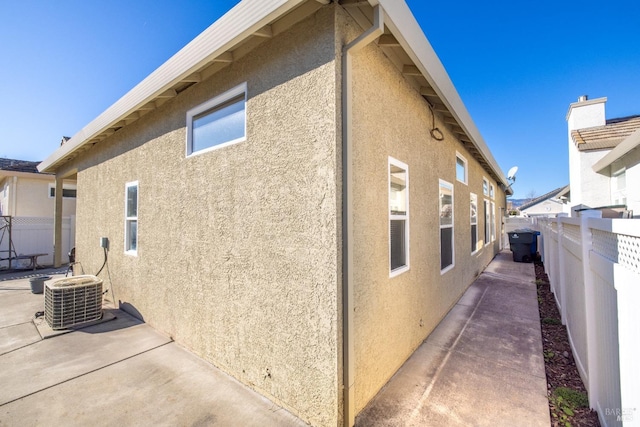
top-left (440, 180), bottom-right (454, 272)
top-left (490, 201), bottom-right (496, 242)
top-left (125, 182), bottom-right (138, 254)
top-left (611, 164), bottom-right (627, 205)
top-left (456, 152), bottom-right (468, 184)
top-left (48, 184), bottom-right (77, 198)
top-left (489, 183), bottom-right (495, 199)
top-left (482, 177), bottom-right (489, 197)
top-left (484, 199), bottom-right (490, 246)
top-left (186, 82), bottom-right (247, 156)
top-left (389, 157), bottom-right (409, 276)
top-left (470, 193), bottom-right (478, 254)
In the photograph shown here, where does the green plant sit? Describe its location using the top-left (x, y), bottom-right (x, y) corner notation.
top-left (543, 317), bottom-right (561, 325)
top-left (543, 350), bottom-right (555, 362)
top-left (534, 279), bottom-right (544, 285)
top-left (554, 387), bottom-right (588, 409)
top-left (548, 387), bottom-right (589, 427)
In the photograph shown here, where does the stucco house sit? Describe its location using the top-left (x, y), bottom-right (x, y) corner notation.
top-left (567, 95), bottom-right (640, 217)
top-left (38, 1), bottom-right (509, 425)
top-left (1, 158), bottom-right (76, 268)
top-left (518, 185), bottom-right (570, 217)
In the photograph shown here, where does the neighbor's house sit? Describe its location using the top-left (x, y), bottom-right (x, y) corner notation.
top-left (518, 185), bottom-right (570, 217)
top-left (0, 158), bottom-right (76, 267)
top-left (39, 1), bottom-right (509, 425)
top-left (567, 96), bottom-right (640, 217)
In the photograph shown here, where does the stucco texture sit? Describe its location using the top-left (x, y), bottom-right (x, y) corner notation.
top-left (1, 177), bottom-right (75, 218)
top-left (347, 27), bottom-right (505, 412)
top-left (69, 7), bottom-right (340, 427)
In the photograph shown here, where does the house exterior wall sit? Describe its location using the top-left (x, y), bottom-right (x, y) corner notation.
top-left (346, 23), bottom-right (505, 411)
top-left (609, 148), bottom-right (640, 216)
top-left (577, 150), bottom-right (611, 208)
top-left (521, 199), bottom-right (568, 217)
top-left (0, 176), bottom-right (76, 218)
top-left (65, 8), bottom-right (341, 427)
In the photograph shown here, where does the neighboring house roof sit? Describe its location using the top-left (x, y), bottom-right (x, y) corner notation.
top-left (38, 0), bottom-right (508, 188)
top-left (519, 185), bottom-right (569, 211)
top-left (571, 115), bottom-right (640, 152)
top-left (0, 158), bottom-right (43, 174)
top-left (592, 127), bottom-right (640, 173)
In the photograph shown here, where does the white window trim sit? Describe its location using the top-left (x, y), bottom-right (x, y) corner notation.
top-left (484, 199), bottom-right (491, 248)
top-left (471, 193), bottom-right (479, 255)
top-left (389, 157), bottom-right (409, 278)
top-left (455, 152), bottom-right (468, 185)
top-left (482, 177), bottom-right (489, 197)
top-left (490, 183), bottom-right (495, 199)
top-left (124, 181), bottom-right (138, 256)
top-left (186, 82), bottom-right (247, 157)
top-left (490, 201), bottom-right (496, 242)
top-left (440, 179), bottom-right (454, 274)
top-left (48, 183), bottom-right (77, 199)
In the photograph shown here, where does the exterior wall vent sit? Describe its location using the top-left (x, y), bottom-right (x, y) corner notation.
top-left (44, 275), bottom-right (103, 330)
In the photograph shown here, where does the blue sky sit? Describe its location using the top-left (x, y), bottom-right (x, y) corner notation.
top-left (1, 1), bottom-right (639, 199)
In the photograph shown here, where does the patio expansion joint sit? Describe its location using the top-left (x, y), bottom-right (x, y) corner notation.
top-left (0, 341), bottom-right (174, 408)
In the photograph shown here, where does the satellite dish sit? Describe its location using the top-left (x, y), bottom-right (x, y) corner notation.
top-left (507, 166), bottom-right (518, 181)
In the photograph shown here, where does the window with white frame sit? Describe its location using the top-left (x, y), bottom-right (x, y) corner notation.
top-left (470, 193), bottom-right (478, 254)
top-left (48, 184), bottom-right (77, 198)
top-left (456, 152), bottom-right (468, 184)
top-left (186, 82), bottom-right (247, 156)
top-left (125, 182), bottom-right (138, 254)
top-left (489, 183), bottom-right (495, 199)
top-left (490, 201), bottom-right (496, 242)
top-left (389, 157), bottom-right (409, 276)
top-left (482, 177), bottom-right (489, 197)
top-left (611, 164), bottom-right (627, 205)
top-left (484, 199), bottom-right (490, 246)
top-left (440, 180), bottom-right (454, 272)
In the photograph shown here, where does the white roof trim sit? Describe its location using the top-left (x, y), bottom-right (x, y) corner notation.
top-left (373, 0), bottom-right (508, 187)
top-left (593, 127), bottom-right (640, 173)
top-left (38, 0), bottom-right (307, 173)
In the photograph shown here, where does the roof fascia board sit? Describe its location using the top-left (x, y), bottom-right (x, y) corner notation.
top-left (592, 127), bottom-right (640, 173)
top-left (0, 170), bottom-right (53, 180)
top-left (373, 0), bottom-right (508, 187)
top-left (39, 0), bottom-right (307, 173)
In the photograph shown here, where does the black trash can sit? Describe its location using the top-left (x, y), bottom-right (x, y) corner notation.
top-left (507, 230), bottom-right (538, 262)
top-left (29, 276), bottom-right (51, 294)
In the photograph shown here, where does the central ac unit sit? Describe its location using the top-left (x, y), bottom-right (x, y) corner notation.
top-left (44, 275), bottom-right (103, 330)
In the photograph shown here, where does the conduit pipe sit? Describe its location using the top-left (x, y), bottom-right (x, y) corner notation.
top-left (341, 5), bottom-right (384, 426)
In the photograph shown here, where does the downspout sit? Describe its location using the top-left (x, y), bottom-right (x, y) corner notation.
top-left (341, 5), bottom-right (384, 427)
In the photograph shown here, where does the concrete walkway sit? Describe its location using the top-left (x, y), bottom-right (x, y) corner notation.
top-left (0, 272), bottom-right (305, 427)
top-left (356, 251), bottom-right (551, 427)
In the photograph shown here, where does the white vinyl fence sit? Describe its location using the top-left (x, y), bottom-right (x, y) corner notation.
top-left (0, 216), bottom-right (75, 269)
top-left (538, 214), bottom-right (640, 427)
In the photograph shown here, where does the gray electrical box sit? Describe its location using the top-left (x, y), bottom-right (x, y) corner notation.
top-left (100, 237), bottom-right (109, 249)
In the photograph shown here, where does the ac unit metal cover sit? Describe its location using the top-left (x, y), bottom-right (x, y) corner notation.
top-left (44, 275), bottom-right (103, 330)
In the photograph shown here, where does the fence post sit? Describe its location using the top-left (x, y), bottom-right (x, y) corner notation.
top-left (557, 217), bottom-right (568, 323)
top-left (580, 214), bottom-right (599, 409)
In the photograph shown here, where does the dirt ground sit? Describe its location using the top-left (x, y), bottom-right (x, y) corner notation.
top-left (535, 261), bottom-right (600, 427)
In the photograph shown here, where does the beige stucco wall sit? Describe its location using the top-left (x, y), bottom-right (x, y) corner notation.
top-left (66, 7), bottom-right (341, 427)
top-left (0, 176), bottom-right (76, 218)
top-left (347, 23), bottom-right (506, 412)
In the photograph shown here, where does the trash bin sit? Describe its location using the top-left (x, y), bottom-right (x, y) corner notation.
top-left (29, 275), bottom-right (51, 294)
top-left (507, 230), bottom-right (538, 263)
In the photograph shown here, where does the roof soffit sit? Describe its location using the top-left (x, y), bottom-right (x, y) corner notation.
top-left (38, 0), bottom-right (322, 174)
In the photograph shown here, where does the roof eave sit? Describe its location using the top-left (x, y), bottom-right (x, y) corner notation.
top-left (374, 0), bottom-right (508, 188)
top-left (38, 0), bottom-right (309, 174)
top-left (592, 128), bottom-right (640, 173)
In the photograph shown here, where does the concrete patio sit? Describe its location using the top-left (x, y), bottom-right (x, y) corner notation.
top-left (1, 251), bottom-right (550, 426)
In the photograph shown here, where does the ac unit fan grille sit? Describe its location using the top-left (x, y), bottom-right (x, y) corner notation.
top-left (45, 275), bottom-right (103, 330)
